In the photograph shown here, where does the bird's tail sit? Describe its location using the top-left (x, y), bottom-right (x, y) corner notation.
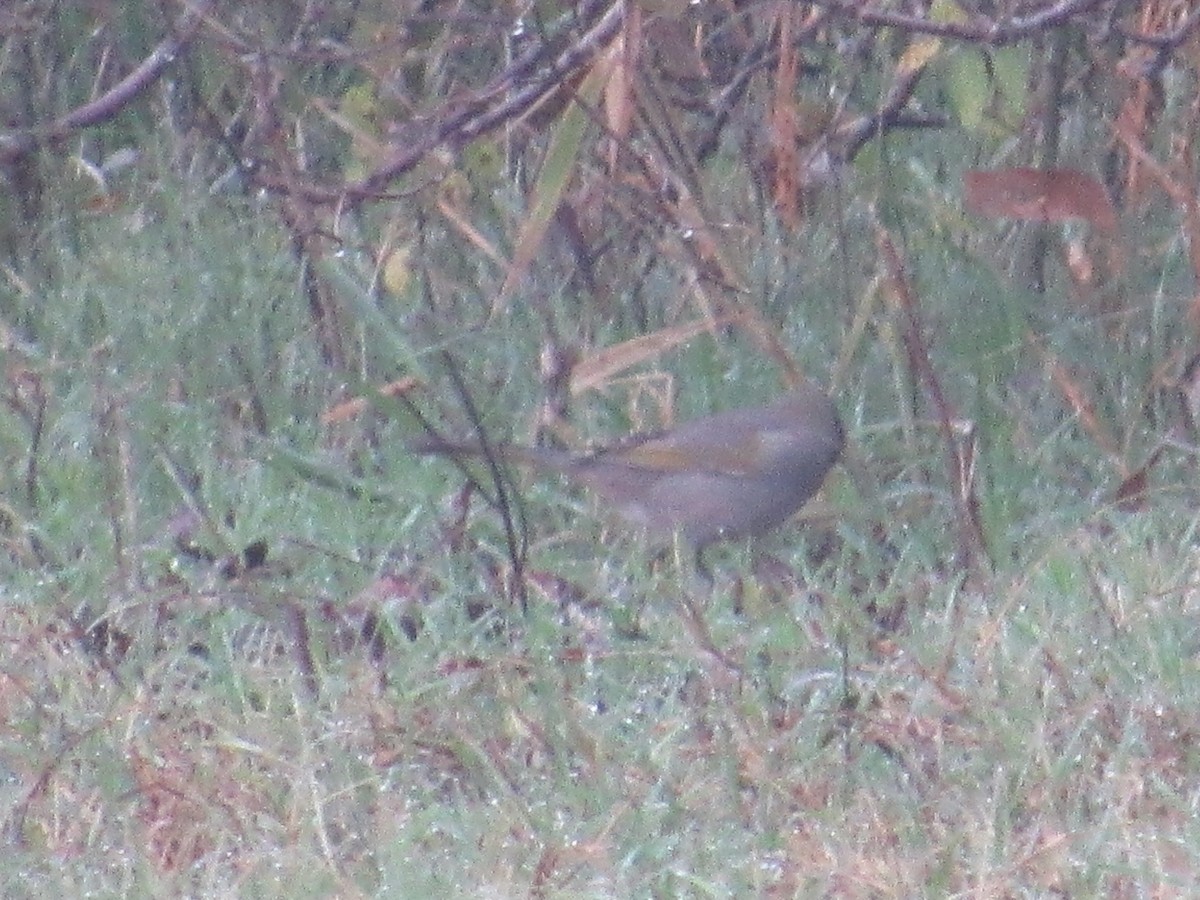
top-left (409, 435), bottom-right (577, 472)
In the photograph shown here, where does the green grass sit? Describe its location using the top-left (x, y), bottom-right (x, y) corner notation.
top-left (2, 165), bottom-right (1200, 899)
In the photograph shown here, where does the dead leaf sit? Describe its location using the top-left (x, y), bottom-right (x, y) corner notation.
top-left (964, 167), bottom-right (1117, 232)
top-left (569, 316), bottom-right (729, 394)
top-left (320, 376), bottom-right (422, 424)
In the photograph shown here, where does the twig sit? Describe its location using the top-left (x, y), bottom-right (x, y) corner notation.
top-left (876, 225), bottom-right (991, 576)
top-left (0, 0), bottom-right (214, 162)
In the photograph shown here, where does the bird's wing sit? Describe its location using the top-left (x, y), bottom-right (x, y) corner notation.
top-left (606, 431), bottom-right (763, 476)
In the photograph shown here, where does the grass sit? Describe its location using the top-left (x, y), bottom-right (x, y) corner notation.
top-left (2, 165), bottom-right (1200, 899)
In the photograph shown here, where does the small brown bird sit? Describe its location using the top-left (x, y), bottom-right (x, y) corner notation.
top-left (414, 384), bottom-right (844, 551)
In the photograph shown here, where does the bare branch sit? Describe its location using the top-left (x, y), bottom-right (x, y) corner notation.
top-left (253, 0), bottom-right (626, 206)
top-left (0, 0), bottom-right (213, 163)
top-left (809, 0), bottom-right (1109, 46)
top-left (836, 55), bottom-right (934, 164)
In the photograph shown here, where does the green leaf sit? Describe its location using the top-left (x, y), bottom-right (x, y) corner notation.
top-left (946, 49), bottom-right (991, 132)
top-left (992, 46), bottom-right (1031, 126)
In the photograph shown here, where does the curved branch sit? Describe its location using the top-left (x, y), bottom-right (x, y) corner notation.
top-left (0, 0), bottom-right (213, 164)
top-left (254, 0), bottom-right (626, 206)
top-left (809, 0), bottom-right (1109, 46)
top-left (835, 55), bottom-right (935, 163)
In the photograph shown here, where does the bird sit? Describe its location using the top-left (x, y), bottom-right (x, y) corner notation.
top-left (412, 383), bottom-right (844, 554)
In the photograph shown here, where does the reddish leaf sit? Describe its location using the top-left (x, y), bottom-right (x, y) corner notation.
top-left (964, 167), bottom-right (1117, 232)
top-left (1113, 445), bottom-right (1165, 512)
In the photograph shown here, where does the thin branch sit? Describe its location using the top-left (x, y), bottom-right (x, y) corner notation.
top-left (253, 0), bottom-right (626, 205)
top-left (876, 224), bottom-right (992, 577)
top-left (835, 53), bottom-right (932, 163)
top-left (808, 0), bottom-right (1109, 45)
top-left (0, 0), bottom-right (213, 163)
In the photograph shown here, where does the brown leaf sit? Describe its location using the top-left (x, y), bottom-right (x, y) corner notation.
top-left (604, 1), bottom-right (638, 171)
top-left (769, 7), bottom-right (802, 228)
top-left (1113, 444), bottom-right (1165, 512)
top-left (320, 376), bottom-right (421, 424)
top-left (569, 317), bottom-right (729, 394)
top-left (964, 167), bottom-right (1117, 232)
